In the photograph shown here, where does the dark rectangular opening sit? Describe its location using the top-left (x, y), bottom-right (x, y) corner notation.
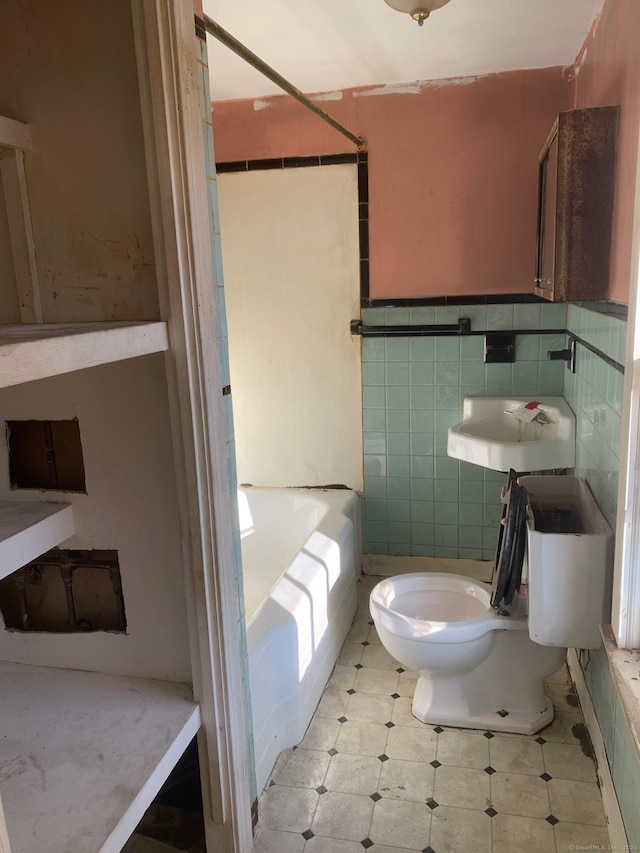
top-left (0, 549), bottom-right (126, 633)
top-left (7, 419), bottom-right (86, 492)
top-left (129, 737), bottom-right (206, 850)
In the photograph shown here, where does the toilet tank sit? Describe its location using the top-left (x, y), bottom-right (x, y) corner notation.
top-left (518, 476), bottom-right (613, 649)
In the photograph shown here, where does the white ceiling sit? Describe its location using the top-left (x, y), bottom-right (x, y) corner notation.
top-left (204, 0), bottom-right (603, 102)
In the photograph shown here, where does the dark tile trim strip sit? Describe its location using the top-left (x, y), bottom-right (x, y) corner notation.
top-left (216, 154), bottom-right (359, 173)
top-left (194, 14), bottom-right (206, 40)
top-left (570, 334), bottom-right (625, 374)
top-left (358, 159), bottom-right (369, 299)
top-left (216, 160), bottom-right (249, 174)
top-left (322, 153), bottom-right (360, 165)
top-left (575, 300), bottom-right (628, 320)
top-left (248, 158), bottom-right (284, 171)
top-left (361, 294), bottom-right (549, 308)
top-left (216, 153), bottom-right (370, 303)
top-left (469, 328), bottom-right (567, 337)
top-left (360, 260), bottom-right (370, 300)
top-left (283, 155), bottom-right (321, 168)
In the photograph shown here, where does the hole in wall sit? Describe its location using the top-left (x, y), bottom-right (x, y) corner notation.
top-left (0, 549), bottom-right (126, 633)
top-left (7, 419), bottom-right (86, 492)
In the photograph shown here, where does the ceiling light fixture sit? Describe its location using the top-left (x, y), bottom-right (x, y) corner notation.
top-left (383, 0), bottom-right (452, 26)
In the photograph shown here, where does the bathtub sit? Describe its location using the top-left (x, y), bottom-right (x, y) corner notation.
top-left (239, 486), bottom-right (360, 792)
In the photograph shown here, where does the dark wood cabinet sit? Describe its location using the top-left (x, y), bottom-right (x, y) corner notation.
top-left (535, 106), bottom-right (619, 302)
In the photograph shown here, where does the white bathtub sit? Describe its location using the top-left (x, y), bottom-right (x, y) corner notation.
top-left (239, 486), bottom-right (360, 792)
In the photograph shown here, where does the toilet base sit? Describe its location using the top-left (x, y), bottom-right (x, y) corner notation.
top-left (412, 674), bottom-right (555, 734)
top-left (410, 630), bottom-right (567, 735)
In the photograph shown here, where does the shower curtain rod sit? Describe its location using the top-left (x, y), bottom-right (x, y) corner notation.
top-left (203, 15), bottom-right (366, 150)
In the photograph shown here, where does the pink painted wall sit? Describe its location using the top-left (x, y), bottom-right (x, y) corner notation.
top-left (213, 69), bottom-right (570, 299)
top-left (572, 0), bottom-right (640, 303)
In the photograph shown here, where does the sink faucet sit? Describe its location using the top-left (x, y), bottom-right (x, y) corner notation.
top-left (504, 409), bottom-right (549, 426)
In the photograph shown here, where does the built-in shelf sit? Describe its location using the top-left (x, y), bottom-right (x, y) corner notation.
top-left (0, 662), bottom-right (200, 853)
top-left (0, 501), bottom-right (75, 581)
top-left (0, 322), bottom-right (169, 390)
top-left (0, 115), bottom-right (31, 152)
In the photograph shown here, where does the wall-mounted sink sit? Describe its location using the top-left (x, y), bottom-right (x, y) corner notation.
top-left (447, 397), bottom-right (576, 473)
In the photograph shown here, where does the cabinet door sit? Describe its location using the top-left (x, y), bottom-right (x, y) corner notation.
top-left (535, 131), bottom-right (558, 300)
top-left (535, 106), bottom-right (618, 302)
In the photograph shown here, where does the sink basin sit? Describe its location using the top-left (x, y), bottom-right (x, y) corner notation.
top-left (447, 397), bottom-right (576, 472)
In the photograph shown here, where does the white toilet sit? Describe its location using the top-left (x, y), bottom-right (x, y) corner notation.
top-left (369, 472), bottom-right (612, 734)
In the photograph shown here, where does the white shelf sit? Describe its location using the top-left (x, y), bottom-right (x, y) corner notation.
top-left (0, 501), bottom-right (75, 581)
top-left (0, 116), bottom-right (31, 151)
top-left (0, 662), bottom-right (200, 853)
top-left (0, 322), bottom-right (169, 389)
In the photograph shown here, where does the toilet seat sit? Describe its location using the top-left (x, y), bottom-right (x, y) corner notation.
top-left (491, 469), bottom-right (528, 611)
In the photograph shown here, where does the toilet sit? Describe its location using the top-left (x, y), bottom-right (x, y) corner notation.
top-left (369, 471), bottom-right (612, 734)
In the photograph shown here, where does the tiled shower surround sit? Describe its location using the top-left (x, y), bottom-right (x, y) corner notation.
top-left (361, 301), bottom-right (567, 558)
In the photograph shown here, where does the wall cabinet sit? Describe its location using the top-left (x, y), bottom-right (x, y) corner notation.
top-left (535, 106), bottom-right (619, 302)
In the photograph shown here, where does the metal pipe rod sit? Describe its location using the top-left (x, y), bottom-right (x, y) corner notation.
top-left (203, 15), bottom-right (366, 150)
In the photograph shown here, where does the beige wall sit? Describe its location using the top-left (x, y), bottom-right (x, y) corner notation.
top-left (218, 164), bottom-right (363, 490)
top-left (0, 356), bottom-right (192, 682)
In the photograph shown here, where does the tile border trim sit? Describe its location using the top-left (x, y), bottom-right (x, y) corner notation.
top-left (570, 333), bottom-right (625, 374)
top-left (362, 296), bottom-right (629, 314)
top-left (576, 300), bottom-right (629, 320)
top-left (215, 153), bottom-right (365, 172)
top-left (362, 293), bottom-right (550, 307)
top-left (194, 14), bottom-right (206, 41)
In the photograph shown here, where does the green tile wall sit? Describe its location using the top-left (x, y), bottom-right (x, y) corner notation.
top-left (564, 304), bottom-right (625, 530)
top-left (582, 644), bottom-right (640, 848)
top-left (361, 299), bottom-right (638, 844)
top-left (566, 304), bottom-right (638, 848)
top-left (197, 35), bottom-right (257, 804)
top-left (361, 302), bottom-right (567, 558)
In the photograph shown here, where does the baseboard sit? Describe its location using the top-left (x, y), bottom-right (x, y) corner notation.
top-left (361, 553), bottom-right (493, 582)
top-left (567, 648), bottom-right (627, 848)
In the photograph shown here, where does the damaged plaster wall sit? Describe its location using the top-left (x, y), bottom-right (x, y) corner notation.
top-left (0, 1), bottom-right (158, 322)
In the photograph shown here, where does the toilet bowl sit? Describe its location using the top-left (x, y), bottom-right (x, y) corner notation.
top-left (371, 571), bottom-right (565, 733)
top-left (369, 471), bottom-right (612, 734)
